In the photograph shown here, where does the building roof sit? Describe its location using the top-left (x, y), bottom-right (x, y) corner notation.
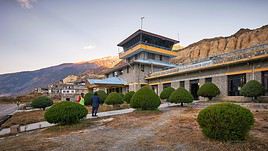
top-left (146, 44), bottom-right (268, 79)
top-left (87, 77), bottom-right (127, 85)
top-left (134, 59), bottom-right (177, 68)
top-left (117, 29), bottom-right (179, 47)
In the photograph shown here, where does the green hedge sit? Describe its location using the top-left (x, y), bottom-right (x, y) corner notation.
top-left (84, 92), bottom-right (93, 105)
top-left (240, 80), bottom-right (264, 100)
top-left (44, 101), bottom-right (88, 125)
top-left (105, 92), bottom-right (124, 105)
top-left (123, 91), bottom-right (135, 104)
top-left (160, 87), bottom-right (175, 100)
top-left (168, 87), bottom-right (193, 106)
top-left (96, 90), bottom-right (107, 104)
top-left (31, 96), bottom-right (53, 110)
top-left (197, 82), bottom-right (220, 100)
top-left (130, 86), bottom-right (161, 110)
top-left (197, 103), bottom-right (254, 141)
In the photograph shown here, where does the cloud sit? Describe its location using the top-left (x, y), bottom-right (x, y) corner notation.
top-left (17, 0), bottom-right (36, 9)
top-left (83, 44), bottom-right (96, 50)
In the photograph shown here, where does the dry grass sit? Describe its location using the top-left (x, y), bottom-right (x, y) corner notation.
top-left (0, 106), bottom-right (267, 151)
top-left (86, 103), bottom-right (130, 113)
top-left (1, 110), bottom-right (44, 128)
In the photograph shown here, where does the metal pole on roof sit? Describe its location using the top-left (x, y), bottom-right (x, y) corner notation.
top-left (141, 16), bottom-right (144, 30)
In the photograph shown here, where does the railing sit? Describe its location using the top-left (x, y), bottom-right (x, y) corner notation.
top-left (119, 41), bottom-right (173, 55)
top-left (147, 44), bottom-right (268, 78)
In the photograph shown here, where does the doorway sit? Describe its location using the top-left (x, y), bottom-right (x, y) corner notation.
top-left (262, 71), bottom-right (268, 96)
top-left (228, 74), bottom-right (246, 96)
top-left (190, 79), bottom-right (199, 100)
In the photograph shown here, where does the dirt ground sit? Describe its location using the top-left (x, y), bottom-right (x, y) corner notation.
top-left (0, 106), bottom-right (267, 151)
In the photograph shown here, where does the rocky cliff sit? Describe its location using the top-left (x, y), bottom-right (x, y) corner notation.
top-left (171, 25), bottom-right (268, 64)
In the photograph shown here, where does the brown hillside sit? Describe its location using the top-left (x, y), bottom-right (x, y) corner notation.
top-left (171, 25), bottom-right (268, 64)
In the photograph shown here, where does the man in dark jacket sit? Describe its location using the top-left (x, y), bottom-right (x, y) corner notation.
top-left (91, 92), bottom-right (100, 116)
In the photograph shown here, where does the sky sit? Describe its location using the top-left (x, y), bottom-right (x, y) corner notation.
top-left (0, 0), bottom-right (268, 74)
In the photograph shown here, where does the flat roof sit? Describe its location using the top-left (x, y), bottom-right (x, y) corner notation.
top-left (117, 29), bottom-right (179, 47)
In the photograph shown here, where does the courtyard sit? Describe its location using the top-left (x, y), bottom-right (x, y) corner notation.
top-left (1, 103), bottom-right (268, 151)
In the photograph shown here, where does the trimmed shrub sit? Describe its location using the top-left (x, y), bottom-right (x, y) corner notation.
top-left (197, 82), bottom-right (220, 100)
top-left (160, 87), bottom-right (175, 100)
top-left (130, 86), bottom-right (161, 110)
top-left (240, 80), bottom-right (264, 101)
top-left (84, 92), bottom-right (93, 106)
top-left (168, 87), bottom-right (193, 106)
top-left (105, 92), bottom-right (124, 105)
top-left (96, 90), bottom-right (107, 104)
top-left (31, 96), bottom-right (53, 110)
top-left (123, 91), bottom-right (135, 104)
top-left (197, 103), bottom-right (254, 141)
top-left (119, 93), bottom-right (125, 98)
top-left (44, 101), bottom-right (88, 125)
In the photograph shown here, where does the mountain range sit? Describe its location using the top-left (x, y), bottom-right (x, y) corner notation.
top-left (0, 56), bottom-right (120, 97)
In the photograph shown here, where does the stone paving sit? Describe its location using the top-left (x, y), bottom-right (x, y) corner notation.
top-left (0, 103), bottom-right (180, 136)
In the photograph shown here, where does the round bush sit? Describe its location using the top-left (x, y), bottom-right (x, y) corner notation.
top-left (168, 87), bottom-right (193, 106)
top-left (31, 96), bottom-right (53, 110)
top-left (240, 80), bottom-right (264, 100)
top-left (160, 87), bottom-right (175, 100)
top-left (123, 91), bottom-right (135, 104)
top-left (130, 86), bottom-right (161, 110)
top-left (197, 103), bottom-right (254, 141)
top-left (84, 92), bottom-right (93, 105)
top-left (197, 82), bottom-right (220, 100)
top-left (96, 90), bottom-right (107, 104)
top-left (44, 101), bottom-right (88, 125)
top-left (105, 92), bottom-right (124, 105)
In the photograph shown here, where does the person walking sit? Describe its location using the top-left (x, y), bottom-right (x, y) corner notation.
top-left (79, 93), bottom-right (85, 106)
top-left (91, 92), bottom-right (100, 117)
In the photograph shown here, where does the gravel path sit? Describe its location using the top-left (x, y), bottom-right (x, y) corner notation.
top-left (48, 108), bottom-right (185, 151)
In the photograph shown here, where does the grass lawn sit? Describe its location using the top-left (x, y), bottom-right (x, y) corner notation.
top-left (1, 106), bottom-right (267, 151)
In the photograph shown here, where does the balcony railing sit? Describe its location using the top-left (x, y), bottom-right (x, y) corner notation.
top-left (147, 44), bottom-right (268, 78)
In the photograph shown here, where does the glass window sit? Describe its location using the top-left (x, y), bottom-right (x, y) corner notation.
top-left (262, 71), bottom-right (268, 96)
top-left (180, 81), bottom-right (185, 88)
top-left (205, 77), bottom-right (212, 83)
top-left (141, 65), bottom-right (145, 72)
top-left (228, 74), bottom-right (246, 96)
top-left (163, 83), bottom-right (171, 89)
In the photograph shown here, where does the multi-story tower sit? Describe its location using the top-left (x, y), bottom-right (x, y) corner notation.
top-left (104, 29), bottom-right (179, 94)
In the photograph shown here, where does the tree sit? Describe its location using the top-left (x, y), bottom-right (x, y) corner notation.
top-left (84, 92), bottom-right (93, 105)
top-left (31, 96), bottom-right (53, 110)
top-left (123, 91), bottom-right (135, 104)
top-left (168, 87), bottom-right (193, 106)
top-left (160, 87), bottom-right (175, 101)
top-left (130, 86), bottom-right (161, 110)
top-left (240, 80), bottom-right (264, 101)
top-left (105, 92), bottom-right (124, 106)
top-left (197, 82), bottom-right (220, 100)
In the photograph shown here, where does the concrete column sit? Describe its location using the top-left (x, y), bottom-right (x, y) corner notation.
top-left (158, 83), bottom-right (163, 96)
top-left (171, 81), bottom-right (179, 89)
top-left (185, 80), bottom-right (190, 91)
top-left (213, 76), bottom-right (228, 96)
top-left (199, 78), bottom-right (205, 87)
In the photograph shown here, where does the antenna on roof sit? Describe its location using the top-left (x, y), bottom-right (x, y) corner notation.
top-left (177, 33), bottom-right (180, 43)
top-left (140, 16), bottom-right (145, 30)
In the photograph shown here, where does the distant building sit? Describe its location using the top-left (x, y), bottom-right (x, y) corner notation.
top-left (48, 80), bottom-right (88, 101)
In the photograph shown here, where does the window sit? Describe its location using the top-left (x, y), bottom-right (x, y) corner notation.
top-left (228, 74), bottom-right (246, 96)
top-left (141, 65), bottom-right (145, 72)
top-left (159, 55), bottom-right (163, 61)
top-left (119, 70), bottom-right (123, 75)
top-left (180, 81), bottom-right (185, 88)
top-left (163, 83), bottom-right (171, 89)
top-left (135, 54), bottom-right (138, 60)
top-left (262, 71), bottom-right (268, 96)
top-left (148, 52), bottom-right (155, 60)
top-left (205, 77), bottom-right (212, 83)
top-left (127, 66), bottom-right (129, 73)
top-left (112, 72), bottom-right (115, 77)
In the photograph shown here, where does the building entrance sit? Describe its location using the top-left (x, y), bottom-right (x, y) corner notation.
top-left (228, 74), bottom-right (246, 96)
top-left (262, 71), bottom-right (268, 96)
top-left (190, 79), bottom-right (199, 100)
